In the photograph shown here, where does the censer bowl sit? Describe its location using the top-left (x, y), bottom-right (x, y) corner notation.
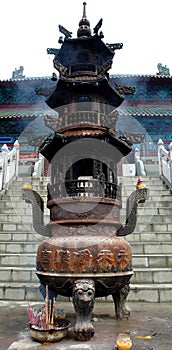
top-left (29, 318), bottom-right (71, 343)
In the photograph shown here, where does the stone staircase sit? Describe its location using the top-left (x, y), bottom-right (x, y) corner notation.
top-left (0, 176), bottom-right (172, 302)
top-left (119, 176), bottom-right (172, 303)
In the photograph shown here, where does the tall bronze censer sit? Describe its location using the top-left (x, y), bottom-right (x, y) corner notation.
top-left (23, 3), bottom-right (149, 341)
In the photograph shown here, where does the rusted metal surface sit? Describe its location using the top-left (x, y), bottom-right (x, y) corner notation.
top-left (22, 2), bottom-right (150, 340)
top-left (36, 235), bottom-right (132, 275)
top-left (48, 200), bottom-right (121, 225)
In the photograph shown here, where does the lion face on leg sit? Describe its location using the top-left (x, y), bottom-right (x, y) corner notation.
top-left (72, 279), bottom-right (95, 340)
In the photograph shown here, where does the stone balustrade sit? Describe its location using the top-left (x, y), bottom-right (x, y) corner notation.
top-left (158, 139), bottom-right (172, 193)
top-left (0, 140), bottom-right (19, 194)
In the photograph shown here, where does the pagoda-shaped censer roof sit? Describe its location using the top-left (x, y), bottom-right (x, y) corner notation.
top-left (46, 2), bottom-right (124, 110)
top-left (39, 124), bottom-right (132, 162)
top-left (37, 2), bottom-right (133, 161)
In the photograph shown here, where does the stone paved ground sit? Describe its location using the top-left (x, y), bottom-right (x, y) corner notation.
top-left (0, 301), bottom-right (172, 350)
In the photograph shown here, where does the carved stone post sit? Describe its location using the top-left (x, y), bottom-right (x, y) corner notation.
top-left (14, 140), bottom-right (19, 178)
top-left (158, 139), bottom-right (164, 177)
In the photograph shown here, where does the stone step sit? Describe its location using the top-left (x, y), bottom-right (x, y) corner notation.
top-left (121, 182), bottom-right (170, 190)
top-left (128, 283), bottom-right (172, 302)
top-left (0, 282), bottom-right (42, 301)
top-left (127, 231), bottom-right (172, 242)
top-left (0, 242), bottom-right (39, 254)
top-left (11, 187), bottom-right (171, 196)
top-left (0, 223), bottom-right (172, 237)
top-left (132, 267), bottom-right (172, 284)
top-left (26, 186), bottom-right (168, 195)
top-left (2, 194), bottom-right (47, 202)
top-left (0, 203), bottom-right (171, 223)
top-left (135, 222), bottom-right (172, 233)
top-left (121, 207), bottom-right (172, 215)
top-left (0, 231), bottom-right (42, 242)
top-left (15, 176), bottom-right (50, 183)
top-left (0, 281), bottom-right (172, 302)
top-left (0, 206), bottom-right (32, 215)
top-left (0, 214), bottom-right (49, 224)
top-left (0, 265), bottom-right (171, 285)
top-left (38, 177), bottom-right (161, 185)
top-left (123, 195), bottom-right (172, 202)
top-left (0, 204), bottom-right (49, 216)
top-left (118, 176), bottom-right (162, 182)
top-left (1, 195), bottom-right (24, 201)
top-left (5, 175), bottom-right (168, 184)
top-left (0, 252), bottom-right (171, 269)
top-left (1, 229), bottom-right (171, 243)
top-left (2, 178), bottom-right (172, 194)
top-left (119, 177), bottom-right (167, 183)
top-left (0, 200), bottom-right (30, 209)
top-left (1, 199), bottom-right (172, 216)
top-left (1, 195), bottom-right (172, 206)
top-left (131, 201), bottom-right (172, 208)
top-left (123, 190), bottom-right (171, 197)
top-left (1, 240), bottom-right (172, 256)
top-left (0, 253), bottom-right (36, 266)
top-left (132, 253), bottom-right (172, 268)
top-left (0, 281), bottom-right (69, 301)
top-left (130, 242), bottom-right (172, 254)
top-left (122, 184), bottom-right (168, 190)
top-left (7, 177), bottom-right (170, 189)
top-left (122, 214), bottom-right (172, 224)
top-left (0, 222), bottom-right (34, 232)
top-left (2, 195), bottom-right (172, 208)
top-left (0, 267), bottom-right (37, 283)
top-left (2, 204), bottom-right (172, 216)
top-left (0, 211), bottom-right (172, 224)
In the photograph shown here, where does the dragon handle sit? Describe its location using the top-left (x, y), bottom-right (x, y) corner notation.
top-left (117, 187), bottom-right (149, 237)
top-left (22, 188), bottom-right (50, 237)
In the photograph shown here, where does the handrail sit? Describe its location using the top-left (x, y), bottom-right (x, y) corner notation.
top-left (0, 141), bottom-right (19, 194)
top-left (158, 139), bottom-right (172, 193)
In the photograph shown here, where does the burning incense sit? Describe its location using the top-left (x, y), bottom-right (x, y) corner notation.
top-left (26, 288), bottom-right (57, 330)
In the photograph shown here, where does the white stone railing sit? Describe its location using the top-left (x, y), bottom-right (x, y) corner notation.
top-left (0, 140), bottom-right (19, 194)
top-left (134, 148), bottom-right (146, 176)
top-left (32, 153), bottom-right (44, 178)
top-left (158, 139), bottom-right (172, 193)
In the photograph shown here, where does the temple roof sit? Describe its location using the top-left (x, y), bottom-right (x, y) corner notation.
top-left (1, 74), bottom-right (171, 83)
top-left (0, 105), bottom-right (171, 121)
top-left (118, 106), bottom-right (172, 117)
top-left (0, 107), bottom-right (57, 119)
top-left (0, 75), bottom-right (171, 106)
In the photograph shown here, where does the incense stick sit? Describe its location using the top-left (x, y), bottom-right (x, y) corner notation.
top-left (45, 284), bottom-right (49, 327)
top-left (51, 297), bottom-right (56, 324)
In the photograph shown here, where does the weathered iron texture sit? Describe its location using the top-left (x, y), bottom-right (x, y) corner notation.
top-left (23, 3), bottom-right (149, 340)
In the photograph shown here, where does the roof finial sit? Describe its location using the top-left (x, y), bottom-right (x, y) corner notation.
top-left (83, 2), bottom-right (87, 18)
top-left (77, 2), bottom-right (91, 38)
